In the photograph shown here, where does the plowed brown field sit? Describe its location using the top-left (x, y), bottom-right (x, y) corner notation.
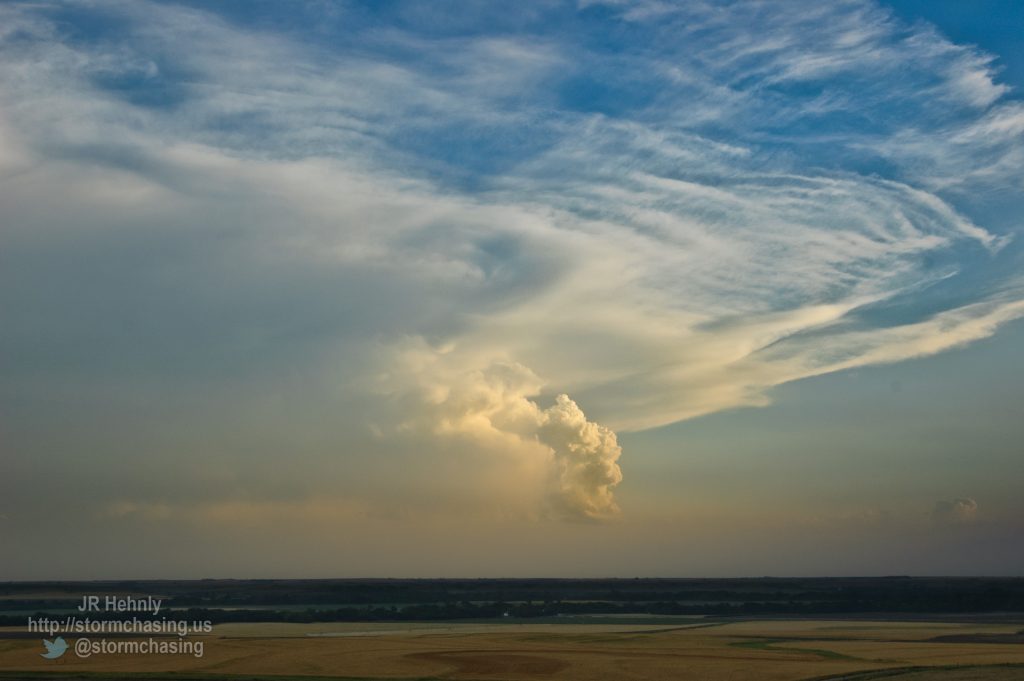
top-left (1, 619), bottom-right (1022, 680)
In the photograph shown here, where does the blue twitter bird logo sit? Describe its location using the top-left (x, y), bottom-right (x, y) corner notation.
top-left (40, 637), bottom-right (68, 659)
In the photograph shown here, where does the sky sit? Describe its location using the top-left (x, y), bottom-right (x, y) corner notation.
top-left (1, 0), bottom-right (1022, 579)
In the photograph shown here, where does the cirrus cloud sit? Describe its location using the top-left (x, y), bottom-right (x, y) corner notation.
top-left (0, 0), bottom-right (1022, 525)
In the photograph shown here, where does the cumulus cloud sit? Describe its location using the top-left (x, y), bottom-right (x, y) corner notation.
top-left (932, 498), bottom-right (979, 525)
top-left (379, 351), bottom-right (621, 520)
top-left (538, 395), bottom-right (623, 520)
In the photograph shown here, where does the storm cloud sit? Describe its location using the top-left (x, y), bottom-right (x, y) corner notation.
top-left (1, 0), bottom-right (1023, 575)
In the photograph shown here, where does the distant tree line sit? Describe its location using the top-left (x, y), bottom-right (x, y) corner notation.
top-left (2, 577), bottom-right (1023, 624)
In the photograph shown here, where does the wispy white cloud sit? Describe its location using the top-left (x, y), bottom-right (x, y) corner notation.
top-left (1, 0), bottom-right (1022, 522)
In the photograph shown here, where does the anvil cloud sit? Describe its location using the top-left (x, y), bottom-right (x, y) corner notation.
top-left (1, 0), bottom-right (1023, 553)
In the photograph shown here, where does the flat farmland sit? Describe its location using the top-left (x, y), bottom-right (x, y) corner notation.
top-left (1, 619), bottom-right (1023, 681)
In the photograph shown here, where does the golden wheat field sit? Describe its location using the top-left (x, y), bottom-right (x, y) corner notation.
top-left (1, 619), bottom-right (1023, 681)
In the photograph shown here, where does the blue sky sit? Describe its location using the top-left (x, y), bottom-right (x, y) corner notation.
top-left (1, 0), bottom-right (1022, 577)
